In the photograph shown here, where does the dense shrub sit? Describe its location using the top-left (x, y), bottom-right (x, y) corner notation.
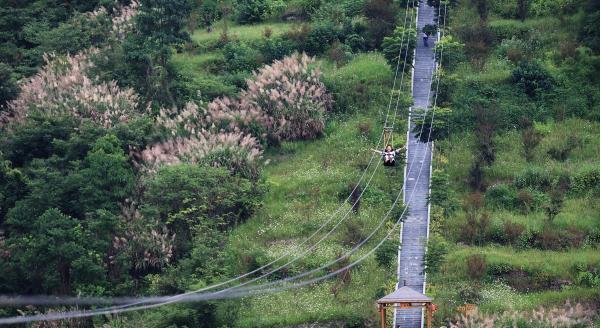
top-left (513, 168), bottom-right (553, 191)
top-left (434, 35), bottom-right (466, 69)
top-left (138, 130), bottom-right (262, 179)
top-left (467, 254), bottom-right (487, 280)
top-left (450, 300), bottom-right (599, 327)
top-left (425, 234), bottom-right (448, 274)
top-left (520, 117), bottom-right (542, 162)
top-left (456, 282), bottom-right (482, 304)
top-left (375, 239), bottom-right (398, 267)
top-left (326, 42), bottom-right (352, 66)
top-left (0, 63), bottom-right (18, 110)
top-left (570, 168), bottom-right (600, 196)
top-left (143, 164), bottom-right (261, 256)
top-left (412, 106), bottom-right (452, 142)
top-left (488, 19), bottom-right (530, 41)
top-left (345, 33), bottom-right (367, 52)
top-left (341, 219), bottom-right (366, 247)
top-left (258, 37), bottom-right (294, 63)
top-left (233, 0), bottom-right (269, 24)
top-left (222, 41), bottom-right (262, 73)
top-left (456, 23), bottom-right (494, 68)
top-left (497, 36), bottom-right (536, 64)
top-left (283, 0), bottom-right (323, 19)
top-left (503, 220), bottom-right (525, 246)
top-left (529, 0), bottom-right (581, 16)
top-left (547, 135), bottom-right (581, 161)
top-left (429, 169), bottom-right (458, 216)
top-left (303, 21), bottom-right (341, 55)
top-left (195, 0), bottom-right (221, 27)
top-left (382, 25), bottom-right (416, 70)
top-left (485, 184), bottom-right (517, 209)
top-left (511, 61), bottom-right (554, 98)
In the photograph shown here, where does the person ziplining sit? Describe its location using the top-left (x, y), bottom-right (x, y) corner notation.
top-left (371, 127), bottom-right (405, 166)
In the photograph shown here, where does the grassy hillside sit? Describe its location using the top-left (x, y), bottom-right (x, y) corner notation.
top-left (424, 0), bottom-right (600, 325)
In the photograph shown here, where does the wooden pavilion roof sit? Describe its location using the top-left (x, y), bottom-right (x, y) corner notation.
top-left (376, 286), bottom-right (432, 304)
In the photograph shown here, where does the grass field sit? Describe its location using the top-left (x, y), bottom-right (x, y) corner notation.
top-left (214, 53), bottom-right (415, 326)
top-left (191, 22), bottom-right (293, 44)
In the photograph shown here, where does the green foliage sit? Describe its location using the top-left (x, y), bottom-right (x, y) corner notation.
top-left (434, 35), bottom-right (466, 69)
top-left (467, 253), bottom-right (487, 280)
top-left (382, 25), bottom-right (416, 69)
top-left (2, 208), bottom-right (106, 294)
top-left (303, 21), bottom-right (341, 55)
top-left (77, 135), bottom-right (135, 213)
top-left (456, 24), bottom-right (494, 68)
top-left (258, 36), bottom-right (294, 63)
top-left (142, 164), bottom-right (262, 256)
top-left (0, 62), bottom-right (18, 110)
top-left (234, 0), bottom-right (269, 24)
top-left (425, 234), bottom-right (448, 273)
top-left (120, 0), bottom-right (191, 106)
top-left (429, 169), bottom-right (458, 216)
top-left (196, 0), bottom-right (221, 27)
top-left (422, 23), bottom-right (437, 36)
top-left (511, 61), bottom-right (554, 98)
top-left (375, 239), bottom-right (398, 267)
top-left (412, 106), bottom-right (452, 142)
top-left (0, 0), bottom-right (114, 76)
top-left (363, 0), bottom-right (399, 49)
top-left (222, 41), bottom-right (261, 72)
top-left (485, 184), bottom-right (517, 210)
top-left (570, 168), bottom-right (600, 196)
top-left (0, 159), bottom-right (28, 222)
top-left (488, 19), bottom-right (531, 41)
top-left (284, 0), bottom-right (323, 19)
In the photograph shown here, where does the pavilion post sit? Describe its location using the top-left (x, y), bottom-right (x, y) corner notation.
top-left (379, 304), bottom-right (386, 328)
top-left (425, 303), bottom-right (432, 328)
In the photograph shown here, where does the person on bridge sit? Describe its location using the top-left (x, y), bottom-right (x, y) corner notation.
top-left (422, 32), bottom-right (429, 47)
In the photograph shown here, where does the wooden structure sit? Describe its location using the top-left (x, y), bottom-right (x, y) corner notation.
top-left (383, 127), bottom-right (394, 147)
top-left (376, 286), bottom-right (434, 328)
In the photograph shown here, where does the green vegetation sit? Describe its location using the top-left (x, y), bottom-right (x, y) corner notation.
top-left (0, 0), bottom-right (598, 327)
top-left (425, 0), bottom-right (599, 325)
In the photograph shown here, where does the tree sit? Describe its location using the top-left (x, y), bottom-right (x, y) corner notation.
top-left (412, 106), bottom-right (452, 142)
top-left (520, 117), bottom-right (542, 162)
top-left (131, 0), bottom-right (191, 105)
top-left (425, 234), bottom-right (448, 273)
top-left (0, 62), bottom-right (18, 111)
top-left (4, 208), bottom-right (105, 294)
top-left (77, 135), bottom-right (135, 214)
top-left (474, 105), bottom-right (495, 166)
top-left (382, 25), bottom-right (416, 69)
top-left (142, 164), bottom-right (262, 257)
top-left (434, 35), bottom-right (466, 69)
top-left (363, 0), bottom-right (398, 49)
top-left (0, 159), bottom-right (28, 223)
top-left (511, 61), bottom-right (554, 98)
top-left (517, 0), bottom-right (528, 21)
top-left (544, 190), bottom-right (564, 222)
top-left (233, 0), bottom-right (269, 24)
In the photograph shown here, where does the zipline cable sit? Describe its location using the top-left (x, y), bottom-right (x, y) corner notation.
top-left (67, 0), bottom-right (420, 312)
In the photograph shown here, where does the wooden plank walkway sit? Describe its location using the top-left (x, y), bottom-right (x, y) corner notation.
top-left (395, 1), bottom-right (437, 327)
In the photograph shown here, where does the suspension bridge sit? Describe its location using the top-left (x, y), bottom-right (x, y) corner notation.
top-left (395, 1), bottom-right (438, 327)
